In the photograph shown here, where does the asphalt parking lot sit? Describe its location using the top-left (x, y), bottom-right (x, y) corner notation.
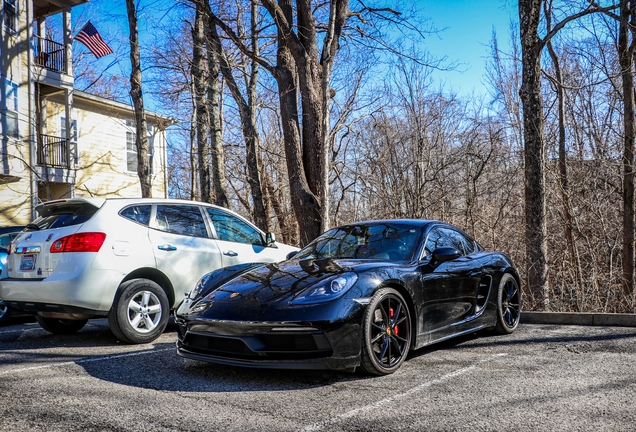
top-left (1, 319), bottom-right (635, 431)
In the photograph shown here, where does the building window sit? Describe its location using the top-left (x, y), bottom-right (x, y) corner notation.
top-left (126, 119), bottom-right (154, 174)
top-left (61, 117), bottom-right (77, 141)
top-left (3, 78), bottom-right (19, 138)
top-left (3, 0), bottom-right (17, 32)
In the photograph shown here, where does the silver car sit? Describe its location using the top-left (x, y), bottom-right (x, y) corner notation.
top-left (0, 198), bottom-right (298, 343)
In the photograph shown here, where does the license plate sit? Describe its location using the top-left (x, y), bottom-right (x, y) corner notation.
top-left (19, 255), bottom-right (36, 271)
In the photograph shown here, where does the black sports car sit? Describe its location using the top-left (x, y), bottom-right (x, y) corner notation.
top-left (175, 220), bottom-right (521, 375)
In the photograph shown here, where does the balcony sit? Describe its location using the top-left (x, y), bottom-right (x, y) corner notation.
top-left (34, 35), bottom-right (66, 74)
top-left (32, 35), bottom-right (73, 89)
top-left (37, 135), bottom-right (70, 169)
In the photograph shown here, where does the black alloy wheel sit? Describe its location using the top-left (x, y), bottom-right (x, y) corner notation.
top-left (361, 288), bottom-right (411, 375)
top-left (495, 273), bottom-right (521, 334)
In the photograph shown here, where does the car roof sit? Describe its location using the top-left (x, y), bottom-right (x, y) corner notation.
top-left (337, 219), bottom-right (438, 228)
top-left (35, 197), bottom-right (237, 213)
top-left (34, 197), bottom-right (259, 229)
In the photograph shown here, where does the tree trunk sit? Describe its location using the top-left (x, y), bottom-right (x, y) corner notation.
top-left (271, 0), bottom-right (321, 245)
top-left (258, 0), bottom-right (350, 242)
top-left (193, 4), bottom-right (211, 203)
top-left (318, 0), bottom-right (349, 232)
top-left (619, 1), bottom-right (635, 308)
top-left (125, 0), bottom-right (151, 198)
top-left (189, 92), bottom-right (198, 200)
top-left (206, 25), bottom-right (229, 208)
top-left (203, 0), bottom-right (268, 230)
top-left (545, 19), bottom-right (584, 305)
top-left (519, 0), bottom-right (549, 309)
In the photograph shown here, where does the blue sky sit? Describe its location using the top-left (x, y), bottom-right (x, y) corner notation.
top-left (418, 0), bottom-right (517, 96)
top-left (70, 0), bottom-right (517, 100)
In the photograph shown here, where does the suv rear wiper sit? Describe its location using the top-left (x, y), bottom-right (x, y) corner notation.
top-left (25, 223), bottom-right (41, 231)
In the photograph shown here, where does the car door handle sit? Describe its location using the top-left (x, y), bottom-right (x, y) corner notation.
top-left (223, 250), bottom-right (238, 257)
top-left (158, 244), bottom-right (177, 251)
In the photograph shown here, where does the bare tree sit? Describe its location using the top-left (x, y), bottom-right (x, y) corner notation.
top-left (206, 18), bottom-right (229, 208)
top-left (192, 3), bottom-right (211, 202)
top-left (200, 0), bottom-right (268, 229)
top-left (617, 1), bottom-right (636, 306)
top-left (543, 0), bottom-right (585, 298)
top-left (125, 0), bottom-right (152, 197)
top-left (518, 0), bottom-right (620, 309)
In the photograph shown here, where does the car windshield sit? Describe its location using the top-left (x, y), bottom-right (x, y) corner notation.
top-left (294, 223), bottom-right (423, 261)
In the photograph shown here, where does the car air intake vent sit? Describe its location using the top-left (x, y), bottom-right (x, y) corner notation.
top-left (183, 332), bottom-right (333, 360)
top-left (186, 334), bottom-right (251, 355)
top-left (475, 275), bottom-right (492, 314)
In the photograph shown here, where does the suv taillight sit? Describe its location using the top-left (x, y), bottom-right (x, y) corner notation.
top-left (50, 232), bottom-right (107, 253)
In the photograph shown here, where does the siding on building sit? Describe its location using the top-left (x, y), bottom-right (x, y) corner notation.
top-left (1, 1), bottom-right (170, 226)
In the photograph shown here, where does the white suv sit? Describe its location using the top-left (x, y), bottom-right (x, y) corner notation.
top-left (0, 198), bottom-right (297, 343)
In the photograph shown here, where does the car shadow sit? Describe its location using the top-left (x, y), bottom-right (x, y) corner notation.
top-left (0, 318), bottom-right (122, 345)
top-left (7, 321), bottom-right (636, 394)
top-left (1, 318), bottom-right (361, 391)
top-left (76, 342), bottom-right (363, 392)
top-left (405, 324), bottom-right (636, 362)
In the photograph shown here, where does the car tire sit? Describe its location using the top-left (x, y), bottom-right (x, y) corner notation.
top-left (360, 287), bottom-right (412, 375)
top-left (494, 273), bottom-right (521, 334)
top-left (35, 316), bottom-right (88, 334)
top-left (0, 301), bottom-right (11, 325)
top-left (108, 278), bottom-right (169, 344)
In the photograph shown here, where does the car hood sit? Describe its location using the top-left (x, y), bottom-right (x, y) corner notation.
top-left (193, 258), bottom-right (392, 311)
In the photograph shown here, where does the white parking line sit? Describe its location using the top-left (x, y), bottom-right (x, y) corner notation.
top-left (0, 327), bottom-right (42, 335)
top-left (300, 353), bottom-right (508, 432)
top-left (0, 347), bottom-right (173, 375)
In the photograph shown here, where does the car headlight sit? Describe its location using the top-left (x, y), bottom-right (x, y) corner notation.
top-left (291, 273), bottom-right (358, 305)
top-left (189, 272), bottom-right (213, 300)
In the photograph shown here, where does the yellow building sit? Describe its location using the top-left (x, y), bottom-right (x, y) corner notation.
top-left (1, 1), bottom-right (170, 226)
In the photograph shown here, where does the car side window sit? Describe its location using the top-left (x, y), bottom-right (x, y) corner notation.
top-left (459, 232), bottom-right (476, 255)
top-left (441, 228), bottom-right (468, 255)
top-left (206, 208), bottom-right (264, 245)
top-left (424, 227), bottom-right (471, 259)
top-left (423, 227), bottom-right (444, 259)
top-left (120, 205), bottom-right (151, 226)
top-left (155, 205), bottom-right (209, 238)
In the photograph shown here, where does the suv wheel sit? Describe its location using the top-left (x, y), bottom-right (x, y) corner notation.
top-left (108, 278), bottom-right (169, 344)
top-left (36, 316), bottom-right (88, 334)
top-left (0, 301), bottom-right (11, 325)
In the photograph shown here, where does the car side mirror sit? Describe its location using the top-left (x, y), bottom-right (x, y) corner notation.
top-left (430, 247), bottom-right (461, 265)
top-left (266, 232), bottom-right (277, 247)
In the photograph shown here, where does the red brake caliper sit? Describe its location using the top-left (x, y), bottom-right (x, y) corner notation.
top-left (389, 307), bottom-right (397, 336)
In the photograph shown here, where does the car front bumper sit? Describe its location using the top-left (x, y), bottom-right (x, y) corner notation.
top-left (174, 315), bottom-right (363, 371)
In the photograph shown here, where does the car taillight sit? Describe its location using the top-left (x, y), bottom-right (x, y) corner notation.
top-left (7, 242), bottom-right (12, 255)
top-left (50, 232), bottom-right (107, 253)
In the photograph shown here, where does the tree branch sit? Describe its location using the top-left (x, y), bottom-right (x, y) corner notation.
top-left (541, 2), bottom-right (623, 48)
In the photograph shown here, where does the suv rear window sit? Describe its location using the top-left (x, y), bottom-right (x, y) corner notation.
top-left (32, 204), bottom-right (99, 230)
top-left (34, 213), bottom-right (92, 229)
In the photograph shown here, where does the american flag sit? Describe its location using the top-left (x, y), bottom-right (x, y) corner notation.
top-left (75, 21), bottom-right (113, 58)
